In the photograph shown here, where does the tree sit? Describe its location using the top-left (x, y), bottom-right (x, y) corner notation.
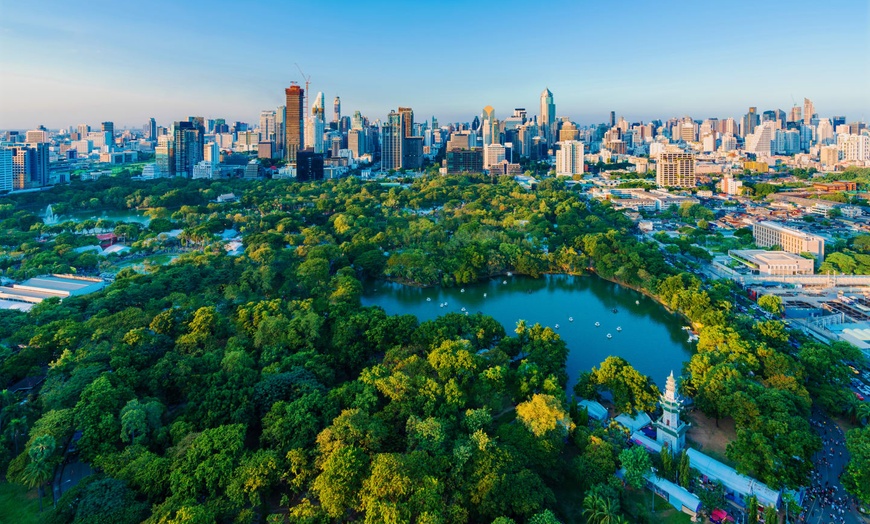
top-left (516, 394), bottom-right (574, 439)
top-left (20, 434), bottom-right (56, 512)
top-left (618, 446), bottom-right (652, 490)
top-left (582, 493), bottom-right (622, 524)
top-left (697, 481), bottom-right (725, 516)
top-left (843, 426), bottom-right (870, 505)
top-left (580, 357), bottom-right (660, 414)
top-left (745, 495), bottom-right (758, 524)
top-left (757, 295), bottom-right (784, 315)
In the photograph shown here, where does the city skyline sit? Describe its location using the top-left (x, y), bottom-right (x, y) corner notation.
top-left (1, 0), bottom-right (869, 129)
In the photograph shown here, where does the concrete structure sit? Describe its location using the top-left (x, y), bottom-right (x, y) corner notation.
top-left (285, 84), bottom-right (304, 162)
top-left (445, 149), bottom-right (483, 174)
top-left (0, 275), bottom-right (107, 312)
top-left (555, 140), bottom-right (584, 176)
top-left (719, 173), bottom-right (743, 195)
top-left (484, 143), bottom-right (505, 170)
top-left (540, 88), bottom-right (555, 143)
top-left (656, 150), bottom-right (696, 187)
top-left (0, 148), bottom-right (12, 192)
top-left (752, 221), bottom-right (824, 262)
top-left (654, 372), bottom-right (688, 452)
top-left (380, 111), bottom-right (404, 171)
top-left (730, 250), bottom-right (815, 275)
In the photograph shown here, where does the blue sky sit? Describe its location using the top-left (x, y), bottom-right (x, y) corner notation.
top-left (1, 0), bottom-right (868, 130)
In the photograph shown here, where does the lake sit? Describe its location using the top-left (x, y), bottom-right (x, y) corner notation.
top-left (63, 209), bottom-right (151, 226)
top-left (362, 275), bottom-right (694, 390)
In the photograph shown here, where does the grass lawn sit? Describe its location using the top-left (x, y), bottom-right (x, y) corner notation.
top-left (0, 482), bottom-right (44, 524)
top-left (623, 487), bottom-right (694, 524)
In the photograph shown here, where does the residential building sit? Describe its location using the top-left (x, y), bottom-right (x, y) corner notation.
top-left (803, 98), bottom-right (815, 125)
top-left (753, 221), bottom-right (824, 261)
top-left (719, 173), bottom-right (743, 195)
top-left (26, 129), bottom-right (48, 144)
top-left (838, 134), bottom-right (870, 162)
top-left (173, 120), bottom-right (204, 177)
top-left (555, 140), bottom-right (584, 176)
top-left (380, 111), bottom-right (404, 171)
top-left (484, 143), bottom-right (505, 170)
top-left (742, 107), bottom-right (759, 137)
top-left (0, 148), bottom-right (12, 192)
top-left (259, 110), bottom-right (277, 143)
top-left (656, 150), bottom-right (696, 187)
top-left (745, 122), bottom-right (774, 155)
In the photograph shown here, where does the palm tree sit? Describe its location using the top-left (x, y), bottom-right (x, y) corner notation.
top-left (857, 402), bottom-right (870, 426)
top-left (583, 494), bottom-right (621, 524)
top-left (21, 434), bottom-right (56, 512)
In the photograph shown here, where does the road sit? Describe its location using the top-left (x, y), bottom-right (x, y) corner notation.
top-left (801, 411), bottom-right (867, 524)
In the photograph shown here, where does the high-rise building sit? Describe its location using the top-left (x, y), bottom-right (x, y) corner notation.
top-left (305, 116), bottom-right (325, 154)
top-left (77, 124), bottom-right (90, 137)
top-left (559, 122), bottom-right (579, 142)
top-left (656, 150), bottom-right (696, 187)
top-left (0, 149), bottom-right (12, 192)
top-left (275, 106), bottom-right (285, 155)
top-left (351, 111), bottom-right (363, 131)
top-left (25, 129), bottom-right (48, 144)
top-left (789, 105), bottom-right (802, 123)
top-left (540, 89), bottom-right (555, 143)
top-left (173, 120), bottom-right (204, 177)
top-left (610, 111), bottom-right (616, 128)
top-left (285, 85), bottom-right (304, 162)
top-left (398, 107), bottom-right (414, 138)
top-left (204, 141), bottom-right (219, 166)
top-left (745, 122), bottom-right (774, 155)
top-left (312, 92), bottom-right (325, 121)
top-left (147, 118), bottom-right (157, 141)
top-left (297, 150), bottom-right (324, 181)
top-left (155, 135), bottom-right (175, 176)
top-left (10, 143), bottom-right (48, 189)
top-left (380, 111), bottom-right (404, 171)
top-left (803, 98), bottom-right (815, 125)
top-left (742, 107), bottom-right (759, 137)
top-left (403, 136), bottom-right (423, 170)
top-left (838, 134), bottom-right (870, 162)
top-left (101, 121), bottom-right (114, 139)
top-left (445, 149), bottom-right (483, 174)
top-left (333, 96), bottom-right (341, 123)
top-left (555, 140), bottom-right (585, 176)
top-left (259, 110), bottom-right (277, 143)
top-left (484, 143), bottom-right (505, 170)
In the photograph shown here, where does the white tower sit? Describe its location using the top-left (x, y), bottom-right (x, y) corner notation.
top-left (654, 371), bottom-right (689, 453)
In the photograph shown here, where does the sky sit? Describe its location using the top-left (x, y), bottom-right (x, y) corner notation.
top-left (1, 0), bottom-right (869, 130)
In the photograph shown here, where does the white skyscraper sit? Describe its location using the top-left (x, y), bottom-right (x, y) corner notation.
top-left (204, 142), bottom-right (219, 166)
top-left (555, 141), bottom-right (585, 176)
top-left (0, 149), bottom-right (12, 192)
top-left (305, 117), bottom-right (325, 154)
top-left (816, 119), bottom-right (834, 145)
top-left (745, 122), bottom-right (774, 155)
top-left (484, 143), bottom-right (505, 170)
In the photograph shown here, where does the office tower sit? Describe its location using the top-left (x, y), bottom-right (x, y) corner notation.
top-left (789, 106), bottom-right (802, 123)
top-left (351, 111), bottom-right (363, 131)
top-left (656, 150), bottom-right (696, 187)
top-left (559, 122), bottom-right (579, 142)
top-left (446, 149), bottom-right (484, 174)
top-left (101, 121), bottom-right (114, 138)
top-left (803, 98), bottom-right (815, 125)
top-left (380, 110), bottom-right (404, 170)
top-left (0, 149), bottom-right (12, 192)
top-left (832, 116), bottom-right (846, 129)
top-left (540, 88), bottom-right (555, 143)
top-left (348, 129), bottom-right (365, 157)
top-left (155, 135), bottom-right (175, 176)
top-left (275, 106), bottom-right (285, 155)
top-left (173, 120), bottom-right (204, 177)
top-left (555, 141), bottom-right (585, 176)
top-left (10, 144), bottom-right (48, 189)
top-left (204, 141), bottom-right (219, 166)
top-left (745, 122), bottom-right (774, 155)
top-left (305, 116), bottom-right (325, 154)
top-left (285, 85), bottom-right (304, 162)
top-left (259, 110), bottom-right (277, 142)
top-left (816, 119), bottom-right (834, 145)
top-left (761, 110), bottom-right (777, 123)
top-left (398, 107), bottom-right (414, 138)
top-left (483, 143), bottom-right (505, 170)
top-left (723, 117), bottom-right (737, 135)
top-left (742, 107), bottom-right (759, 137)
top-left (77, 124), bottom-right (91, 137)
top-left (296, 150), bottom-right (324, 181)
top-left (404, 137), bottom-right (423, 170)
top-left (147, 118), bottom-right (157, 140)
top-left (26, 129), bottom-right (49, 143)
top-left (333, 96), bottom-right (341, 123)
top-left (610, 111), bottom-right (616, 128)
top-left (481, 106), bottom-right (495, 146)
top-left (312, 92), bottom-right (325, 120)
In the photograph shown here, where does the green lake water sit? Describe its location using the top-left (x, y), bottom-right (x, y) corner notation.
top-left (362, 275), bottom-right (694, 389)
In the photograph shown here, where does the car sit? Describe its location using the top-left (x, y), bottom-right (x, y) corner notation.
top-left (856, 392), bottom-right (866, 401)
top-left (849, 365), bottom-right (860, 375)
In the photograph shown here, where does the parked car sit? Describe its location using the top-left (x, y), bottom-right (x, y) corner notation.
top-left (855, 392), bottom-right (866, 401)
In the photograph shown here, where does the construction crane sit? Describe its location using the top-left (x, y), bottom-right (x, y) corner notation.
top-left (295, 63), bottom-right (311, 117)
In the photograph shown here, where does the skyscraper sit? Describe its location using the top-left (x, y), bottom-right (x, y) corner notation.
top-left (101, 121), bottom-right (114, 138)
top-left (656, 150), bottom-right (696, 188)
top-left (555, 141), bottom-right (585, 176)
top-left (742, 107), bottom-right (759, 137)
top-left (398, 107), bottom-right (414, 138)
top-left (259, 110), bottom-right (277, 143)
top-left (0, 149), bottom-right (12, 192)
top-left (285, 85), bottom-right (304, 162)
top-left (610, 111), bottom-right (616, 128)
top-left (147, 118), bottom-right (157, 141)
top-left (380, 110), bottom-right (404, 171)
top-left (482, 106), bottom-right (495, 146)
top-left (173, 120), bottom-right (204, 177)
top-left (540, 88), bottom-right (555, 143)
top-left (333, 96), bottom-right (341, 124)
top-left (803, 98), bottom-right (815, 125)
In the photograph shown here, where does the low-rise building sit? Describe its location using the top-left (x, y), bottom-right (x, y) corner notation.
top-left (730, 249), bottom-right (815, 275)
top-left (752, 221), bottom-right (825, 262)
